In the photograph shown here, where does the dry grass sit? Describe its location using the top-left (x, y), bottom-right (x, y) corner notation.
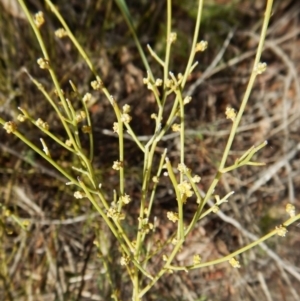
top-left (0, 0), bottom-right (300, 300)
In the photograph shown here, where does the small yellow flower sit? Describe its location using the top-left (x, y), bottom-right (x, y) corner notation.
top-left (74, 191), bottom-right (85, 199)
top-left (120, 255), bottom-right (130, 266)
top-left (167, 211), bottom-right (179, 223)
top-left (112, 161), bottom-right (123, 170)
top-left (82, 93), bottom-right (92, 102)
top-left (183, 96), bottom-right (192, 105)
top-left (152, 176), bottom-right (159, 183)
top-left (171, 238), bottom-right (178, 245)
top-left (195, 40), bottom-right (208, 52)
top-left (36, 118), bottom-right (49, 130)
top-left (34, 11), bottom-right (44, 28)
top-left (121, 113), bottom-right (132, 124)
top-left (107, 206), bottom-right (125, 221)
top-left (65, 139), bottom-right (72, 147)
top-left (55, 28), bottom-right (68, 38)
top-left (165, 78), bottom-right (174, 88)
top-left (141, 222), bottom-right (154, 234)
top-left (229, 257), bottom-right (240, 268)
top-left (225, 107), bottom-right (236, 122)
top-left (172, 123), bottom-right (181, 132)
top-left (75, 111), bottom-right (86, 123)
top-left (256, 62), bottom-right (267, 74)
top-left (91, 79), bottom-right (103, 90)
top-left (119, 194), bottom-right (131, 205)
top-left (276, 225), bottom-right (288, 237)
top-left (177, 181), bottom-right (193, 197)
top-left (168, 32), bottom-right (177, 43)
top-left (17, 114), bottom-right (26, 122)
top-left (286, 203), bottom-right (295, 217)
top-left (192, 175), bottom-right (201, 183)
top-left (122, 104), bottom-right (131, 113)
top-left (37, 58), bottom-right (50, 69)
top-left (177, 163), bottom-right (188, 173)
top-left (155, 78), bottom-right (163, 86)
top-left (3, 121), bottom-right (17, 134)
top-left (113, 122), bottom-right (119, 134)
top-left (193, 255), bottom-right (201, 265)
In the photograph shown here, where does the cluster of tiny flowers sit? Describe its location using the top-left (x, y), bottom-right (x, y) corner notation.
top-left (113, 122), bottom-right (119, 134)
top-left (165, 78), bottom-right (175, 89)
top-left (34, 11), bottom-right (44, 28)
top-left (119, 194), bottom-right (131, 205)
top-left (74, 191), bottom-right (85, 199)
top-left (256, 62), bottom-right (267, 74)
top-left (55, 28), bottom-right (68, 38)
top-left (143, 72), bottom-right (162, 90)
top-left (121, 113), bottom-right (132, 124)
top-left (3, 121), bottom-right (17, 134)
top-left (171, 238), bottom-right (178, 245)
top-left (276, 225), bottom-right (288, 237)
top-left (286, 203), bottom-right (295, 217)
top-left (121, 104), bottom-right (132, 124)
top-left (82, 93), bottom-right (92, 103)
top-left (229, 257), bottom-right (241, 268)
top-left (152, 176), bottom-right (159, 183)
top-left (168, 32), bottom-right (177, 43)
top-left (172, 123), bottom-right (180, 132)
top-left (112, 160), bottom-right (123, 170)
top-left (107, 206), bottom-right (125, 221)
top-left (151, 113), bottom-right (157, 120)
top-left (120, 255), bottom-right (130, 266)
top-left (193, 254), bottom-right (201, 265)
top-left (177, 163), bottom-right (191, 173)
top-left (37, 58), bottom-right (50, 69)
top-left (155, 78), bottom-right (163, 86)
top-left (195, 40), bottom-right (208, 52)
top-left (183, 96), bottom-right (192, 105)
top-left (167, 211), bottom-right (179, 223)
top-left (65, 139), bottom-right (72, 147)
top-left (225, 107), bottom-right (236, 122)
top-left (192, 175), bottom-right (201, 183)
top-left (91, 79), bottom-right (103, 90)
top-left (36, 118), bottom-right (49, 130)
top-left (17, 114), bottom-right (26, 122)
top-left (75, 111), bottom-right (86, 123)
top-left (138, 217), bottom-right (154, 234)
top-left (177, 181), bottom-right (194, 197)
top-left (122, 104), bottom-right (130, 113)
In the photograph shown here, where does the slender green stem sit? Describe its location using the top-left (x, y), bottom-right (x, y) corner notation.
top-left (139, 239), bottom-right (184, 298)
top-left (18, 0), bottom-right (71, 121)
top-left (219, 0), bottom-right (273, 170)
top-left (171, 214), bottom-right (300, 271)
top-left (0, 118), bottom-right (79, 186)
top-left (163, 0), bottom-right (172, 87)
top-left (181, 0), bottom-right (204, 87)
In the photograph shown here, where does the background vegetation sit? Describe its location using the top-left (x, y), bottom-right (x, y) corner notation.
top-left (0, 0), bottom-right (300, 300)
